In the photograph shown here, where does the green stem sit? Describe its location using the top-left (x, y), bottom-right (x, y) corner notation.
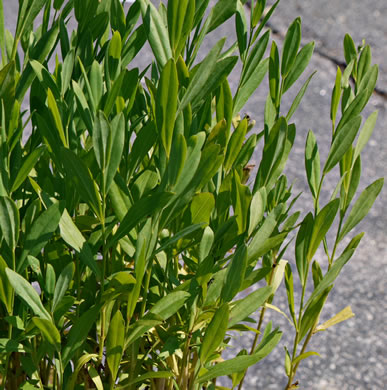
top-left (237, 258), bottom-right (277, 390)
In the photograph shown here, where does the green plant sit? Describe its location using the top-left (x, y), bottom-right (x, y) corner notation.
top-left (0, 0), bottom-right (382, 389)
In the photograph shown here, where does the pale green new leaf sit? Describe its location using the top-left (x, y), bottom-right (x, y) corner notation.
top-left (32, 317), bottom-right (61, 352)
top-left (6, 268), bottom-right (51, 321)
top-left (106, 310), bottom-right (125, 381)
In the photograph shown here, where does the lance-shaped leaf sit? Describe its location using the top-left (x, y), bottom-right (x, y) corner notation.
top-left (307, 199), bottom-right (339, 262)
top-left (224, 118), bottom-right (248, 171)
top-left (233, 58), bottom-right (268, 116)
top-left (140, 0), bottom-right (172, 67)
top-left (52, 262), bottom-right (74, 313)
top-left (178, 38), bottom-right (225, 114)
top-left (112, 192), bottom-right (174, 245)
top-left (107, 310), bottom-right (125, 381)
top-left (247, 204), bottom-right (284, 263)
top-left (6, 269), bottom-right (51, 321)
top-left (353, 111), bottom-right (378, 163)
top-left (190, 193), bottom-right (215, 226)
top-left (338, 178), bottom-right (384, 241)
top-left (60, 148), bottom-right (101, 218)
top-left (11, 145), bottom-right (46, 194)
top-left (283, 41), bottom-right (315, 93)
top-left (62, 304), bottom-right (101, 368)
top-left (330, 66), bottom-right (342, 124)
top-left (156, 59), bottom-right (178, 157)
top-left (0, 256), bottom-right (13, 314)
top-left (299, 287), bottom-right (331, 342)
top-left (32, 317), bottom-right (61, 352)
top-left (286, 72), bottom-right (316, 121)
top-left (315, 306), bottom-right (355, 332)
top-left (248, 189), bottom-right (265, 237)
top-left (47, 88), bottom-right (68, 147)
top-left (207, 0), bottom-right (238, 33)
top-left (232, 171), bottom-right (252, 234)
top-left (200, 303), bottom-right (229, 363)
top-left (59, 209), bottom-right (101, 279)
top-left (221, 244), bottom-right (248, 303)
top-left (305, 248), bottom-right (356, 310)
top-left (196, 327), bottom-right (282, 383)
top-left (305, 130), bottom-right (320, 198)
top-left (281, 18), bottom-right (301, 77)
top-left (324, 115), bottom-right (362, 173)
top-left (18, 202), bottom-right (65, 273)
top-left (0, 196), bottom-right (19, 251)
top-left (167, 0), bottom-right (189, 54)
top-left (228, 286), bottom-right (272, 327)
top-left (295, 213), bottom-right (314, 286)
top-left (269, 41), bottom-right (280, 107)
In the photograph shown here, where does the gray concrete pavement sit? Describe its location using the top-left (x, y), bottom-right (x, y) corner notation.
top-left (2, 0), bottom-right (386, 389)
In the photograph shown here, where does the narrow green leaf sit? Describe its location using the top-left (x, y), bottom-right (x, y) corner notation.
top-left (62, 304), bottom-right (101, 368)
top-left (60, 148), bottom-right (101, 218)
top-left (224, 118), bottom-right (248, 171)
top-left (281, 18), bottom-right (301, 77)
top-left (190, 193), bottom-right (215, 226)
top-left (221, 244), bottom-right (248, 303)
top-left (330, 66), bottom-right (342, 124)
top-left (353, 111), bottom-right (378, 163)
top-left (339, 178), bottom-right (384, 241)
top-left (299, 287), bottom-right (331, 342)
top-left (167, 0), bottom-right (189, 54)
top-left (357, 45), bottom-right (371, 83)
top-left (248, 189), bottom-right (265, 237)
top-left (109, 30), bottom-right (122, 60)
top-left (156, 59), bottom-right (178, 157)
top-left (11, 145), bottom-right (46, 193)
top-left (286, 71), bottom-right (316, 121)
top-left (59, 209), bottom-right (101, 279)
top-left (324, 115), bottom-right (362, 173)
top-left (0, 255), bottom-right (13, 313)
top-left (150, 290), bottom-right (190, 320)
top-left (207, 0), bottom-right (238, 33)
top-left (106, 310), bottom-right (125, 381)
top-left (168, 133), bottom-right (187, 186)
top-left (0, 196), bottom-right (19, 250)
top-left (284, 263), bottom-right (297, 327)
top-left (305, 248), bottom-right (355, 309)
top-left (247, 204), bottom-right (284, 263)
top-left (199, 226), bottom-right (214, 262)
top-left (269, 41), bottom-right (280, 107)
top-left (178, 38), bottom-right (225, 113)
top-left (283, 41), bottom-right (315, 93)
top-left (292, 351), bottom-right (320, 366)
top-left (47, 88), bottom-right (68, 148)
top-left (140, 0), bottom-right (172, 67)
top-left (343, 33), bottom-right (357, 65)
top-left (32, 317), bottom-right (61, 352)
top-left (234, 58), bottom-right (269, 115)
top-left (112, 192), bottom-right (174, 245)
top-left (295, 213), bottom-right (314, 286)
top-left (52, 262), bottom-right (74, 313)
top-left (200, 303), bottom-right (229, 363)
top-left (196, 328), bottom-right (282, 383)
top-left (307, 199), bottom-right (339, 262)
top-left (93, 111), bottom-right (110, 171)
top-left (6, 268), bottom-right (51, 321)
top-left (228, 286), bottom-right (272, 327)
top-left (18, 202), bottom-right (65, 273)
top-left (235, 1), bottom-right (248, 59)
top-left (305, 130), bottom-right (320, 198)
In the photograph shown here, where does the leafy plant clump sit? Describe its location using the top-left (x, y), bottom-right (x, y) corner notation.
top-left (0, 0), bottom-right (382, 389)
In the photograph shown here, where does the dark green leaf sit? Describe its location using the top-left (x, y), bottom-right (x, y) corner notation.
top-left (307, 199), bottom-right (339, 262)
top-left (106, 310), bottom-right (125, 381)
top-left (52, 262), bottom-right (74, 313)
top-left (305, 130), bottom-right (320, 198)
top-left (0, 196), bottom-right (19, 250)
top-left (281, 18), bottom-right (301, 77)
top-left (32, 317), bottom-right (61, 352)
top-left (339, 178), bottom-right (384, 241)
top-left (324, 115), bottom-right (362, 173)
top-left (200, 303), bottom-right (229, 363)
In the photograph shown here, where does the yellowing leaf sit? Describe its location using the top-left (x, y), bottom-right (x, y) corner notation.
top-left (315, 306), bottom-right (355, 332)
